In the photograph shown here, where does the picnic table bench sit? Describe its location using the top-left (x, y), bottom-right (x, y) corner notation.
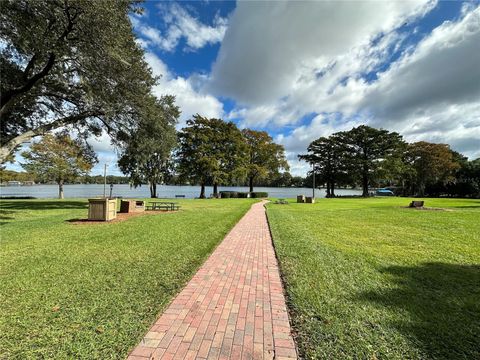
top-left (146, 201), bottom-right (180, 211)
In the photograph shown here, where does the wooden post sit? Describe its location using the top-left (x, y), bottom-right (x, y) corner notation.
top-left (103, 164), bottom-right (107, 198)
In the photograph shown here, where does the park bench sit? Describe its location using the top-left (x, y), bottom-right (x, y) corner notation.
top-left (409, 201), bottom-right (424, 208)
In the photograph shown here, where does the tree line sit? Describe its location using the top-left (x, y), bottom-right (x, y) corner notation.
top-left (13, 111), bottom-right (289, 198)
top-left (299, 125), bottom-right (480, 198)
top-left (119, 113), bottom-right (289, 198)
top-left (0, 170), bottom-right (131, 185)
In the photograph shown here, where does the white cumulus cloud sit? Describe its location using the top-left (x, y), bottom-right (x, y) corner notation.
top-left (144, 52), bottom-right (224, 127)
top-left (135, 3), bottom-right (228, 52)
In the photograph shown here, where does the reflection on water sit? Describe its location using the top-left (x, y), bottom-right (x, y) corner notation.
top-left (0, 184), bottom-right (362, 199)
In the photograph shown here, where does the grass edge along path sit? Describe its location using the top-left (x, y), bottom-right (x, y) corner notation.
top-left (266, 197), bottom-right (480, 359)
top-left (0, 198), bottom-right (256, 359)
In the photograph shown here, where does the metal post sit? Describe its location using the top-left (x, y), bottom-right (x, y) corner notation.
top-left (103, 164), bottom-right (107, 198)
top-left (312, 163), bottom-right (315, 199)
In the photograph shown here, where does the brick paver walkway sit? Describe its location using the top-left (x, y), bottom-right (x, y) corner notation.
top-left (127, 201), bottom-right (297, 360)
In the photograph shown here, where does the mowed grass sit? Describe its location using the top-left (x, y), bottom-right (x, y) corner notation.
top-left (266, 198), bottom-right (480, 359)
top-left (0, 198), bottom-right (255, 359)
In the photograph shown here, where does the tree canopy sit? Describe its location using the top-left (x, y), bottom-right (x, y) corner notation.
top-left (21, 132), bottom-right (97, 198)
top-left (406, 141), bottom-right (460, 196)
top-left (242, 129), bottom-right (289, 192)
top-left (176, 115), bottom-right (247, 198)
top-left (117, 95), bottom-right (180, 198)
top-left (298, 135), bottom-right (349, 197)
top-left (299, 126), bottom-right (479, 198)
top-left (338, 125), bottom-right (405, 196)
top-left (0, 0), bottom-right (156, 163)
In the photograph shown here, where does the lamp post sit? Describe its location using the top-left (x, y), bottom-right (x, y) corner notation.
top-left (103, 164), bottom-right (107, 198)
top-left (312, 163), bottom-right (315, 200)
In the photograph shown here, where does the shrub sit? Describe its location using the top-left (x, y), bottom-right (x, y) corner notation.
top-left (220, 191), bottom-right (238, 198)
top-left (220, 191), bottom-right (268, 198)
top-left (250, 192), bottom-right (268, 198)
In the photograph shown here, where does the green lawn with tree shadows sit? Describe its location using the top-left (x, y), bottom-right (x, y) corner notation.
top-left (266, 197), bottom-right (480, 359)
top-left (0, 198), bottom-right (256, 358)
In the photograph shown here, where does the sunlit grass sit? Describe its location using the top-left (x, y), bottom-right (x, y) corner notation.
top-left (267, 197), bottom-right (480, 359)
top-left (0, 198), bottom-right (255, 358)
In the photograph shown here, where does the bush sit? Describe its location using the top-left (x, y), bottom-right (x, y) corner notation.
top-left (220, 191), bottom-right (238, 198)
top-left (250, 192), bottom-right (268, 198)
top-left (220, 191), bottom-right (268, 198)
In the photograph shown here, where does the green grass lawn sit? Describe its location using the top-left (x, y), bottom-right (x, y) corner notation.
top-left (0, 198), bottom-right (255, 359)
top-left (266, 197), bottom-right (480, 359)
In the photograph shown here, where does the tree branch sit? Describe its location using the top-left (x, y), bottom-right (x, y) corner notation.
top-left (0, 1), bottom-right (81, 117)
top-left (0, 111), bottom-right (103, 164)
top-left (0, 52), bottom-right (56, 116)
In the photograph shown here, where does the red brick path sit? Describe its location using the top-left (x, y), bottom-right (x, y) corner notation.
top-left (127, 201), bottom-right (297, 360)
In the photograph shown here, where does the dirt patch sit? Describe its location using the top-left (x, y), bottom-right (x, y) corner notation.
top-left (401, 206), bottom-right (452, 212)
top-left (67, 210), bottom-right (177, 225)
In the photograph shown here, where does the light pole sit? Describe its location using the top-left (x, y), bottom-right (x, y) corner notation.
top-left (312, 163), bottom-right (315, 199)
top-left (103, 164), bottom-right (107, 198)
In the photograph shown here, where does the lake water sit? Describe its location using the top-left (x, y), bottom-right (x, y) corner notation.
top-left (0, 184), bottom-right (362, 199)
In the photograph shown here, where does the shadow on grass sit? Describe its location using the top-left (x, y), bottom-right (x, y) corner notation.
top-left (0, 200), bottom-right (87, 211)
top-left (0, 209), bottom-right (15, 226)
top-left (449, 205), bottom-right (480, 209)
top-left (357, 262), bottom-right (480, 358)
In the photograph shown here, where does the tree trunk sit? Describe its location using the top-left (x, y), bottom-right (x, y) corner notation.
top-left (0, 112), bottom-right (101, 164)
top-left (150, 182), bottom-right (157, 198)
top-left (58, 180), bottom-right (64, 199)
top-left (331, 181), bottom-right (335, 197)
top-left (199, 183), bottom-right (206, 199)
top-left (417, 182), bottom-right (425, 197)
top-left (362, 171), bottom-right (369, 197)
top-left (326, 182), bottom-right (331, 197)
top-left (213, 183), bottom-right (218, 197)
top-left (249, 177), bottom-right (254, 193)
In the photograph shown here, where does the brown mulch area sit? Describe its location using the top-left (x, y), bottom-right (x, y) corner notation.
top-left (401, 206), bottom-right (452, 211)
top-left (67, 210), bottom-right (176, 225)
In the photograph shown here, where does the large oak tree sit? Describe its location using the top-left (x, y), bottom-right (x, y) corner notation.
top-left (0, 0), bottom-right (156, 163)
top-left (337, 125), bottom-right (405, 197)
top-left (299, 135), bottom-right (349, 197)
top-left (406, 141), bottom-right (460, 196)
top-left (117, 95), bottom-right (180, 198)
top-left (242, 129), bottom-right (288, 193)
top-left (176, 115), bottom-right (247, 198)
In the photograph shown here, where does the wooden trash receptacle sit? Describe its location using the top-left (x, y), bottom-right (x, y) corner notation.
top-left (305, 196), bottom-right (315, 204)
top-left (88, 198), bottom-right (117, 221)
top-left (120, 200), bottom-right (145, 213)
top-left (297, 195), bottom-right (305, 203)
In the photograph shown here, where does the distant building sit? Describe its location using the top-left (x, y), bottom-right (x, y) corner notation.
top-left (7, 181), bottom-right (22, 186)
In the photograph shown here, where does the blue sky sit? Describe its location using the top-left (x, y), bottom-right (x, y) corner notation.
top-left (8, 0), bottom-right (480, 176)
